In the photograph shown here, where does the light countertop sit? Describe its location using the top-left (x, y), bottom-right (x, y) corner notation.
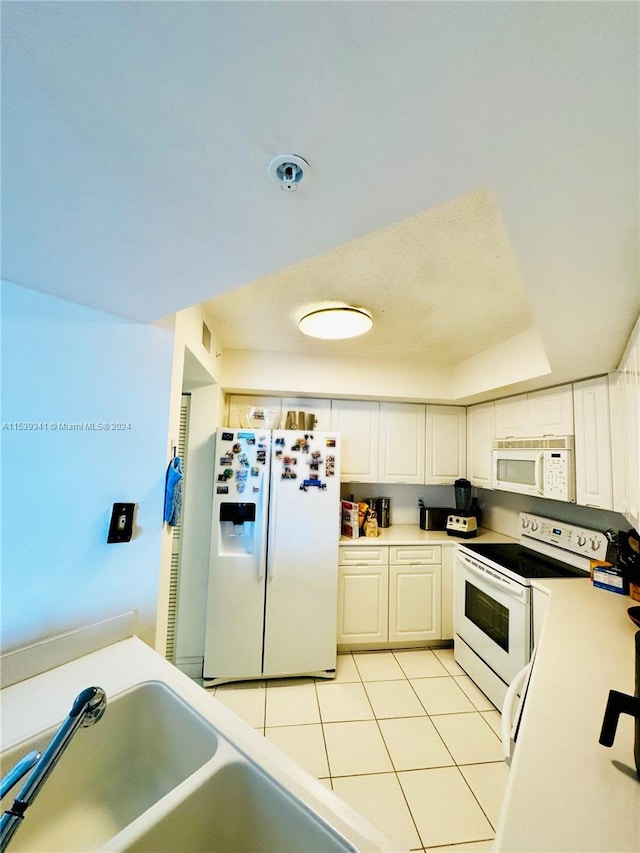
top-left (340, 524), bottom-right (515, 546)
top-left (495, 579), bottom-right (639, 852)
top-left (1, 635), bottom-right (400, 852)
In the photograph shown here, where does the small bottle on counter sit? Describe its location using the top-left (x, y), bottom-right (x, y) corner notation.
top-left (364, 509), bottom-right (379, 538)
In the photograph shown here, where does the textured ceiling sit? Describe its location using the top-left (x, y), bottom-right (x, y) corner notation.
top-left (203, 187), bottom-right (534, 364)
top-left (2, 1), bottom-right (638, 391)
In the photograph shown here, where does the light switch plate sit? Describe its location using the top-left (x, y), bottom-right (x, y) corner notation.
top-left (107, 503), bottom-right (135, 543)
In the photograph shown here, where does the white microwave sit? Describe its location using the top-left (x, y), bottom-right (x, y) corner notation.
top-left (491, 437), bottom-right (575, 502)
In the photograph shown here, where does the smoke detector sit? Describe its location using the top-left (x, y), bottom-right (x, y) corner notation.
top-left (268, 154), bottom-right (310, 192)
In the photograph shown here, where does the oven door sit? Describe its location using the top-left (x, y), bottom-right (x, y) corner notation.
top-left (454, 554), bottom-right (530, 685)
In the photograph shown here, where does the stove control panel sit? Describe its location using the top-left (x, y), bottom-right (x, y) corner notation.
top-left (519, 512), bottom-right (608, 562)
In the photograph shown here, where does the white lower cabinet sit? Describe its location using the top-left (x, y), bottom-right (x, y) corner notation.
top-left (338, 544), bottom-right (443, 647)
top-left (337, 547), bottom-right (388, 644)
top-left (337, 563), bottom-right (389, 644)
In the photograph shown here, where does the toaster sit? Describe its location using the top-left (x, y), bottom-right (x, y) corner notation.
top-left (419, 507), bottom-right (453, 531)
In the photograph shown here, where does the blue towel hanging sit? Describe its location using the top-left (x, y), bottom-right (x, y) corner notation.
top-left (164, 455), bottom-right (183, 526)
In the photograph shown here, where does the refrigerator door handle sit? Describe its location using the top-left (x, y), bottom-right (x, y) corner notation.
top-left (266, 463), bottom-right (278, 581)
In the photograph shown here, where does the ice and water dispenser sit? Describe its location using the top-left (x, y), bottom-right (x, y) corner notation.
top-left (219, 502), bottom-right (256, 554)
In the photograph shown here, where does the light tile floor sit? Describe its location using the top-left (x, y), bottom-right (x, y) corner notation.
top-left (209, 648), bottom-right (507, 852)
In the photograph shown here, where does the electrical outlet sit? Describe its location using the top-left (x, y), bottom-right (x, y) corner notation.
top-left (107, 503), bottom-right (135, 543)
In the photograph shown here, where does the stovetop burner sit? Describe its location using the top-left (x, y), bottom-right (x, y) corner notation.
top-left (461, 542), bottom-right (589, 580)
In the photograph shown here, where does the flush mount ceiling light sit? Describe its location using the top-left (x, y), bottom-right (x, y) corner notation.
top-left (298, 306), bottom-right (373, 340)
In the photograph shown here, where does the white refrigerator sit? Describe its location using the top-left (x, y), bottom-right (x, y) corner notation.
top-left (203, 427), bottom-right (341, 685)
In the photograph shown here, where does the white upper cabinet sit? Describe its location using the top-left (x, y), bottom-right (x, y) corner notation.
top-left (425, 406), bottom-right (466, 484)
top-left (378, 403), bottom-right (426, 484)
top-left (608, 371), bottom-right (626, 515)
top-left (494, 394), bottom-right (529, 438)
top-left (466, 402), bottom-right (495, 489)
top-left (494, 385), bottom-right (574, 438)
top-left (613, 316), bottom-right (640, 528)
top-left (330, 400), bottom-right (379, 483)
top-left (527, 386), bottom-right (574, 436)
top-left (572, 377), bottom-right (613, 510)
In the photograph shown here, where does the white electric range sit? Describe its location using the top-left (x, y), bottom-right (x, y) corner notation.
top-left (454, 512), bottom-right (609, 710)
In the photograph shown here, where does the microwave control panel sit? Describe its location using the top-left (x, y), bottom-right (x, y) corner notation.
top-left (520, 512), bottom-right (608, 562)
top-left (544, 450), bottom-right (571, 501)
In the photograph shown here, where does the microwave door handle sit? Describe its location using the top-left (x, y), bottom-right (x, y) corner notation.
top-left (534, 452), bottom-right (545, 496)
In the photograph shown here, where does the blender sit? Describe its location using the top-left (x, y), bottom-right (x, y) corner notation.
top-left (446, 478), bottom-right (478, 538)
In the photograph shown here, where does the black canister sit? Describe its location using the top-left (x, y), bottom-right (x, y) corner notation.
top-left (376, 497), bottom-right (391, 528)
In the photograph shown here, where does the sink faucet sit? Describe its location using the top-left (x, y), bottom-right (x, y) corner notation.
top-left (0, 686), bottom-right (107, 851)
top-left (0, 752), bottom-right (41, 801)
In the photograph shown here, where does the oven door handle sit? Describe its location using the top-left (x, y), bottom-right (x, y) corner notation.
top-left (460, 556), bottom-right (526, 600)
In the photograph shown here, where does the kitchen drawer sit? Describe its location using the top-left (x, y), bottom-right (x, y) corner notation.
top-left (338, 546), bottom-right (388, 566)
top-left (389, 545), bottom-right (441, 565)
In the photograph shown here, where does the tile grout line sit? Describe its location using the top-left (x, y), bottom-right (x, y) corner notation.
top-left (388, 649), bottom-right (500, 847)
top-left (214, 651), bottom-right (502, 849)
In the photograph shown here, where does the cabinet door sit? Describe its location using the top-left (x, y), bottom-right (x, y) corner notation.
top-left (620, 333), bottom-right (640, 528)
top-left (531, 586), bottom-right (550, 650)
top-left (425, 406), bottom-right (466, 484)
top-left (378, 403), bottom-right (425, 484)
top-left (527, 385), bottom-right (574, 436)
top-left (466, 402), bottom-right (495, 489)
top-left (608, 372), bottom-right (627, 515)
top-left (573, 377), bottom-right (613, 510)
top-left (331, 400), bottom-right (379, 483)
top-left (440, 546), bottom-right (454, 641)
top-left (337, 564), bottom-right (388, 644)
top-left (388, 563), bottom-right (441, 642)
top-left (494, 394), bottom-right (529, 438)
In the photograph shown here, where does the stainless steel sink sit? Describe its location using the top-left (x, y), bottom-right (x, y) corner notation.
top-left (117, 760), bottom-right (357, 853)
top-left (0, 681), bottom-right (218, 852)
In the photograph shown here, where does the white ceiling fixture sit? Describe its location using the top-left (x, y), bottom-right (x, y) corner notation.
top-left (268, 154), bottom-right (310, 191)
top-left (298, 306), bottom-right (373, 340)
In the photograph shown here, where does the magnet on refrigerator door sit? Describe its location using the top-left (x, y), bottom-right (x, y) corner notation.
top-left (300, 478), bottom-right (327, 492)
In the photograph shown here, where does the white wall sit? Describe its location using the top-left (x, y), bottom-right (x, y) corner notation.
top-left (340, 483), bottom-right (456, 526)
top-left (1, 281), bottom-right (174, 651)
top-left (155, 305), bottom-right (224, 666)
top-left (340, 481), bottom-right (629, 539)
top-left (174, 384), bottom-right (218, 676)
top-left (476, 487), bottom-right (629, 539)
top-left (220, 327), bottom-right (553, 405)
